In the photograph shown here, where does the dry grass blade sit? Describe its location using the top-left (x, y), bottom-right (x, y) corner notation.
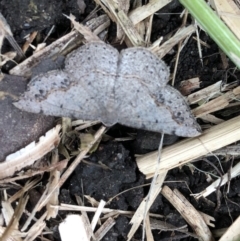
top-left (22, 31), bottom-right (38, 54)
top-left (21, 193), bottom-right (51, 231)
top-left (85, 14), bottom-right (110, 36)
top-left (9, 30), bottom-right (79, 78)
top-left (94, 217), bottom-right (115, 241)
top-left (210, 0), bottom-right (240, 40)
top-left (0, 125), bottom-right (61, 180)
top-left (1, 195), bottom-right (29, 241)
top-left (0, 12), bottom-right (25, 58)
top-left (23, 125), bottom-right (107, 232)
top-left (64, 14), bottom-right (102, 42)
top-left (192, 86), bottom-right (240, 117)
top-left (129, 0), bottom-right (171, 25)
top-left (219, 216), bottom-right (240, 241)
top-left (136, 116), bottom-right (240, 178)
top-left (199, 211), bottom-right (215, 228)
top-left (127, 171), bottom-right (168, 241)
top-left (1, 202), bottom-right (15, 227)
top-left (10, 15), bottom-right (110, 77)
top-left (95, 0), bottom-right (144, 46)
top-left (24, 212), bottom-right (47, 241)
top-left (188, 80), bottom-right (222, 104)
top-left (0, 159), bottom-right (68, 185)
top-left (115, 0), bottom-right (130, 40)
top-left (145, 215), bottom-right (154, 241)
top-left (0, 51), bottom-right (17, 67)
top-left (161, 186), bottom-right (214, 241)
top-left (171, 11), bottom-right (189, 85)
top-left (150, 25), bottom-right (195, 58)
top-left (0, 227), bottom-right (22, 241)
top-left (58, 203), bottom-right (164, 219)
top-left (46, 149), bottom-right (61, 220)
top-left (91, 200), bottom-right (106, 231)
top-left (74, 120), bottom-right (101, 131)
top-left (150, 218), bottom-right (199, 238)
top-left (193, 161), bottom-right (240, 199)
top-left (21, 126), bottom-right (106, 232)
top-left (8, 177), bottom-right (42, 204)
top-left (209, 144), bottom-right (240, 156)
top-left (200, 114), bottom-right (224, 125)
top-left (75, 195), bottom-right (95, 239)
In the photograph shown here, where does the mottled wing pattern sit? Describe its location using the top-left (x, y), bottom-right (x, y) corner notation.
top-left (64, 42), bottom-right (119, 123)
top-left (15, 42), bottom-right (119, 123)
top-left (14, 70), bottom-right (79, 117)
top-left (118, 47), bottom-right (169, 90)
top-left (115, 48), bottom-right (201, 137)
top-left (14, 42), bottom-right (201, 137)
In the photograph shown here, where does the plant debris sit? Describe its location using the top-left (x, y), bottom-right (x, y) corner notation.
top-left (0, 0), bottom-right (240, 240)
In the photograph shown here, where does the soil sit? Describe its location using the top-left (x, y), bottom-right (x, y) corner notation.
top-left (1, 0), bottom-right (240, 241)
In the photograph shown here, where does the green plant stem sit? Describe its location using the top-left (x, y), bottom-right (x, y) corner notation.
top-left (179, 0), bottom-right (240, 69)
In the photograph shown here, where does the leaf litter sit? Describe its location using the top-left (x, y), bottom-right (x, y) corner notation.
top-left (0, 0), bottom-right (240, 241)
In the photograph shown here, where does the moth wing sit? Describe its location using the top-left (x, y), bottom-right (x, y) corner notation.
top-left (15, 43), bottom-right (120, 124)
top-left (14, 70), bottom-right (107, 121)
top-left (115, 76), bottom-right (201, 137)
top-left (118, 47), bottom-right (169, 91)
top-left (65, 42), bottom-right (119, 119)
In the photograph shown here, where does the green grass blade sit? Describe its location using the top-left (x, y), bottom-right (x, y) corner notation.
top-left (179, 0), bottom-right (240, 69)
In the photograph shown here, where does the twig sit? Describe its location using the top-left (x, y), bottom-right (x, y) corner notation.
top-left (136, 116), bottom-right (240, 179)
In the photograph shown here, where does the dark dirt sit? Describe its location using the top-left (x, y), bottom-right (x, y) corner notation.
top-left (1, 0), bottom-right (240, 241)
top-left (0, 74), bottom-right (55, 161)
